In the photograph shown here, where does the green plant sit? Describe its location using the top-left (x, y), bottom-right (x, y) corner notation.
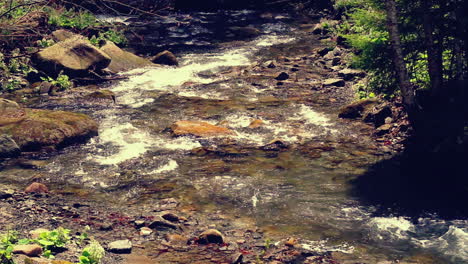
top-left (33, 227), bottom-right (71, 258)
top-left (37, 38), bottom-right (55, 48)
top-left (78, 240), bottom-right (105, 264)
top-left (0, 231), bottom-right (18, 264)
top-left (46, 7), bottom-right (98, 30)
top-left (41, 73), bottom-right (72, 91)
top-left (89, 29), bottom-right (127, 47)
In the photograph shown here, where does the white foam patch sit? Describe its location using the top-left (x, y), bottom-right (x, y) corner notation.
top-left (366, 217), bottom-right (414, 241)
top-left (147, 159), bottom-right (179, 174)
top-left (225, 114), bottom-right (254, 128)
top-left (154, 136), bottom-right (202, 151)
top-left (111, 35), bottom-right (296, 108)
top-left (90, 116), bottom-right (152, 165)
top-left (290, 105), bottom-right (337, 131)
top-left (301, 240), bottom-right (355, 254)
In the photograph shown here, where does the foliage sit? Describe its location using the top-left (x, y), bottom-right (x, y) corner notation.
top-left (78, 240), bottom-right (105, 264)
top-left (37, 38), bottom-right (55, 48)
top-left (89, 29), bottom-right (127, 46)
top-left (0, 231), bottom-right (17, 264)
top-left (41, 73), bottom-right (72, 91)
top-left (32, 227), bottom-right (71, 258)
top-left (46, 7), bottom-right (98, 30)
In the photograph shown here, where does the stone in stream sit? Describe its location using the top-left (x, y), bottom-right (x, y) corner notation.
top-left (84, 90), bottom-right (116, 103)
top-left (338, 98), bottom-right (381, 119)
top-left (0, 107), bottom-right (98, 151)
top-left (170, 121), bottom-right (235, 137)
top-left (161, 212), bottom-right (181, 222)
top-left (338, 68), bottom-right (365, 81)
top-left (227, 26), bottom-right (262, 39)
top-left (323, 78), bottom-right (345, 87)
top-left (100, 41), bottom-right (155, 73)
top-left (149, 216), bottom-right (178, 230)
top-left (0, 188), bottom-right (14, 199)
top-left (24, 183), bottom-right (48, 194)
top-left (108, 239), bottom-right (132, 254)
top-left (275, 72), bottom-right (290, 81)
top-left (363, 104), bottom-right (393, 127)
top-left (151, 50), bottom-right (179, 66)
top-left (32, 36), bottom-right (111, 77)
top-left (12, 244), bottom-right (43, 257)
top-left (0, 134), bottom-right (20, 158)
top-left (198, 229), bottom-right (224, 244)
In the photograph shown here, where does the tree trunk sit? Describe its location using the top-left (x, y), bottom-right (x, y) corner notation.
top-left (384, 0), bottom-right (415, 111)
top-left (422, 1), bottom-right (444, 95)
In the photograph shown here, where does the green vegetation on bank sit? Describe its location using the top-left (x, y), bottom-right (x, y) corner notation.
top-left (0, 0), bottom-right (127, 93)
top-left (0, 227), bottom-right (105, 264)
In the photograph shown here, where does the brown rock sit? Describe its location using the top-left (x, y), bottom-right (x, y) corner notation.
top-left (323, 78), bottom-right (345, 87)
top-left (227, 26), bottom-right (262, 38)
top-left (0, 99), bottom-right (26, 126)
top-left (12, 244), bottom-right (43, 257)
top-left (161, 212), bottom-right (180, 222)
top-left (171, 121), bottom-right (235, 137)
top-left (51, 29), bottom-right (81, 42)
top-left (84, 90), bottom-right (116, 102)
top-left (285, 237), bottom-right (297, 247)
top-left (29, 228), bottom-right (49, 239)
top-left (165, 234), bottom-right (188, 245)
top-left (151, 50), bottom-right (178, 66)
top-left (100, 41), bottom-right (154, 73)
top-left (32, 36), bottom-right (111, 77)
top-left (198, 229), bottom-right (224, 244)
top-left (248, 119), bottom-right (263, 129)
top-left (338, 98), bottom-right (381, 119)
top-left (0, 108), bottom-right (98, 151)
top-left (275, 72), bottom-right (289, 81)
top-left (25, 183), bottom-right (48, 193)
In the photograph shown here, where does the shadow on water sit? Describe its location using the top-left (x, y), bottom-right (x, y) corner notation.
top-left (351, 143), bottom-right (468, 220)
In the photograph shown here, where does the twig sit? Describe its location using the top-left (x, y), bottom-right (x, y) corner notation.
top-left (0, 0), bottom-right (47, 20)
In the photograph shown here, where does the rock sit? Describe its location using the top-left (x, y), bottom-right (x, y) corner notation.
top-left (51, 29), bottom-right (80, 42)
top-left (161, 212), bottom-right (180, 222)
top-left (139, 227), bottom-right (152, 236)
top-left (165, 234), bottom-right (188, 244)
top-left (84, 90), bottom-right (116, 103)
top-left (0, 134), bottom-right (20, 158)
top-left (262, 60), bottom-right (276, 68)
top-left (29, 228), bottom-right (49, 239)
top-left (285, 237), bottom-right (297, 247)
top-left (248, 119), bottom-right (263, 129)
top-left (12, 244), bottom-right (43, 257)
top-left (25, 183), bottom-right (48, 193)
top-left (150, 50), bottom-right (178, 66)
top-left (134, 220), bottom-right (146, 228)
top-left (0, 99), bottom-right (27, 126)
top-left (198, 229), bottom-right (224, 244)
top-left (149, 216), bottom-right (178, 230)
top-left (227, 26), bottom-right (262, 39)
top-left (316, 47), bottom-right (331, 57)
top-left (108, 240), bottom-right (132, 254)
top-left (170, 121), bottom-right (235, 137)
top-left (0, 108), bottom-right (98, 151)
top-left (363, 104), bottom-right (393, 127)
top-left (338, 68), bottom-right (365, 81)
top-left (32, 36), bottom-right (111, 77)
top-left (275, 72), bottom-right (289, 81)
top-left (99, 223), bottom-right (113, 231)
top-left (385, 117), bottom-right (393, 124)
top-left (0, 188), bottom-right (14, 199)
top-left (100, 41), bottom-right (154, 73)
top-left (311, 23), bottom-right (323, 34)
top-left (338, 98), bottom-right (380, 119)
top-left (37, 81), bottom-right (54, 95)
top-left (323, 78), bottom-right (345, 87)
top-left (376, 123), bottom-right (393, 135)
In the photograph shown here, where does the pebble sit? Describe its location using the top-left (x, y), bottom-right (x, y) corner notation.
top-left (108, 239), bottom-right (132, 254)
top-left (149, 216), bottom-right (178, 230)
top-left (0, 189), bottom-right (14, 199)
top-left (161, 212), bottom-right (180, 222)
top-left (140, 227), bottom-right (153, 236)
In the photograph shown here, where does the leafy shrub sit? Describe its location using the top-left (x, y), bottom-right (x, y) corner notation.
top-left (41, 73), bottom-right (72, 91)
top-left (46, 7), bottom-right (98, 30)
top-left (79, 240), bottom-right (105, 264)
top-left (90, 29), bottom-right (127, 46)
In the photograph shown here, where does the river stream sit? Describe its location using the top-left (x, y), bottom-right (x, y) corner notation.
top-left (1, 10), bottom-right (467, 264)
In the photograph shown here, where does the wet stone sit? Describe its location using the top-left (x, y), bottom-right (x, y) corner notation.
top-left (149, 216), bottom-right (178, 230)
top-left (0, 188), bottom-right (14, 199)
top-left (198, 229), bottom-right (224, 244)
top-left (275, 72), bottom-right (290, 81)
top-left (24, 183), bottom-right (49, 194)
top-left (108, 239), bottom-right (132, 254)
top-left (12, 244), bottom-right (43, 257)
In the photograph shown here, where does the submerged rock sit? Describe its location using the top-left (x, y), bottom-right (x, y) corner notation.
top-left (198, 229), bottom-right (224, 244)
top-left (100, 41), bottom-right (154, 73)
top-left (170, 121), bottom-right (235, 137)
top-left (151, 50), bottom-right (179, 66)
top-left (84, 90), bottom-right (116, 103)
top-left (227, 26), bottom-right (262, 39)
top-left (275, 72), bottom-right (290, 81)
top-left (323, 78), bottom-right (345, 87)
top-left (32, 36), bottom-right (111, 77)
top-left (0, 108), bottom-right (98, 151)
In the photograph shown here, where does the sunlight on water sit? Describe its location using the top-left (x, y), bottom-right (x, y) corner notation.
top-left (146, 159), bottom-right (179, 175)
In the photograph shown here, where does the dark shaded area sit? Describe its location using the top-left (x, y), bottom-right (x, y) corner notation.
top-left (174, 0), bottom-right (332, 11)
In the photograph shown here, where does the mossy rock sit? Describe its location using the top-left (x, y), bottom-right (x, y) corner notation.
top-left (0, 108), bottom-right (98, 151)
top-left (338, 98), bottom-right (380, 119)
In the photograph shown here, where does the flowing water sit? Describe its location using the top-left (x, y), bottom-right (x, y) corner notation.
top-left (2, 11), bottom-right (467, 263)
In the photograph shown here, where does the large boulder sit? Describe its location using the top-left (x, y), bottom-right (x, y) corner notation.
top-left (100, 41), bottom-right (154, 73)
top-left (0, 106), bottom-right (98, 151)
top-left (170, 121), bottom-right (235, 137)
top-left (32, 36), bottom-right (111, 77)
